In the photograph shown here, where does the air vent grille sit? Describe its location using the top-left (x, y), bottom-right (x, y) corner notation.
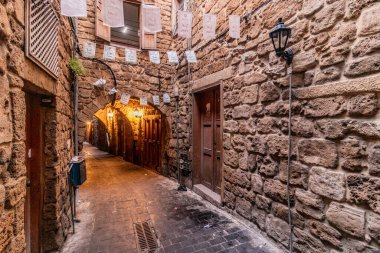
top-left (134, 221), bottom-right (160, 253)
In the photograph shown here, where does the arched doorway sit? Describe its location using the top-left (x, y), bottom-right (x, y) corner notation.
top-left (85, 99), bottom-right (168, 173)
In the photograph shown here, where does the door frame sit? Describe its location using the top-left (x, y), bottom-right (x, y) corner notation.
top-left (192, 81), bottom-right (224, 199)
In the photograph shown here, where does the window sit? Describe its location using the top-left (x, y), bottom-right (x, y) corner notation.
top-left (172, 0), bottom-right (186, 36)
top-left (111, 2), bottom-right (140, 48)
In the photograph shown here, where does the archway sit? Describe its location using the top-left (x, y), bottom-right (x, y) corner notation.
top-left (83, 98), bottom-right (171, 174)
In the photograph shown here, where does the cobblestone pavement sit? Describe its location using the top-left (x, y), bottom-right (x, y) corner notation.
top-left (60, 144), bottom-right (283, 253)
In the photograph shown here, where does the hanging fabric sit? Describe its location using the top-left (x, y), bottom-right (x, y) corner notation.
top-left (229, 15), bottom-right (241, 39)
top-left (203, 14), bottom-right (217, 40)
top-left (149, 51), bottom-right (160, 64)
top-left (103, 0), bottom-right (125, 27)
top-left (152, 96), bottom-right (160, 106)
top-left (125, 48), bottom-right (137, 64)
top-left (103, 45), bottom-right (116, 61)
top-left (61, 0), bottom-right (87, 17)
top-left (140, 96), bottom-right (148, 106)
top-left (185, 50), bottom-right (197, 63)
top-left (163, 93), bottom-right (171, 104)
top-left (83, 41), bottom-right (96, 58)
top-left (167, 51), bottom-right (179, 64)
top-left (142, 4), bottom-right (162, 33)
top-left (178, 11), bottom-right (193, 39)
top-left (120, 93), bottom-right (131, 105)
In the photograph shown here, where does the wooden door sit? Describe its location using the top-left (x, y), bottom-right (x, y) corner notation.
top-left (200, 88), bottom-right (221, 194)
top-left (25, 93), bottom-right (44, 253)
top-left (143, 116), bottom-right (161, 171)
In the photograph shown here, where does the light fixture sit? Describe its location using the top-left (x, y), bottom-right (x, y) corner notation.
top-left (174, 85), bottom-right (179, 98)
top-left (122, 26), bottom-right (129, 33)
top-left (134, 109), bottom-right (143, 118)
top-left (107, 112), bottom-right (114, 118)
top-left (269, 18), bottom-right (293, 65)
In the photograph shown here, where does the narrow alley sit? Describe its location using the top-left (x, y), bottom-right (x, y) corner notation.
top-left (60, 144), bottom-right (282, 253)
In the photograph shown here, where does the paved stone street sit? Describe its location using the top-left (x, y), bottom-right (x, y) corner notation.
top-left (60, 144), bottom-right (282, 253)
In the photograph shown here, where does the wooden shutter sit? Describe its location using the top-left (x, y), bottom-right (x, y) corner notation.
top-left (141, 1), bottom-right (157, 50)
top-left (96, 0), bottom-right (111, 41)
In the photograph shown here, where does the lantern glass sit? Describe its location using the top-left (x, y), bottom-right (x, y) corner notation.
top-left (269, 18), bottom-right (291, 57)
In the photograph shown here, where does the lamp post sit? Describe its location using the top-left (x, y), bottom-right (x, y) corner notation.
top-left (269, 18), bottom-right (293, 65)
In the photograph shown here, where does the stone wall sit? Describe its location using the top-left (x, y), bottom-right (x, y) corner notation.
top-left (0, 0), bottom-right (74, 252)
top-left (174, 0), bottom-right (380, 252)
top-left (76, 0), bottom-right (181, 177)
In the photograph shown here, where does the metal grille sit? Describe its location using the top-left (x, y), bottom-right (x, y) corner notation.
top-left (134, 221), bottom-right (160, 253)
top-left (26, 0), bottom-right (59, 79)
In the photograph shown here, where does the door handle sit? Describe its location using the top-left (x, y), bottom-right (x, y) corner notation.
top-left (26, 179), bottom-right (31, 187)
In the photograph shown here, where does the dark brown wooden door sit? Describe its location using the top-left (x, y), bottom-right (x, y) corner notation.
top-left (25, 93), bottom-right (44, 253)
top-left (200, 89), bottom-right (222, 194)
top-left (143, 117), bottom-right (161, 171)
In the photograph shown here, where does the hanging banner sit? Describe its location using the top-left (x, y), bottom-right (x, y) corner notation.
top-left (203, 14), bottom-right (217, 40)
top-left (229, 15), bottom-right (240, 39)
top-left (152, 95), bottom-right (160, 106)
top-left (140, 96), bottom-right (148, 106)
top-left (125, 48), bottom-right (137, 64)
top-left (178, 11), bottom-right (193, 39)
top-left (167, 51), bottom-right (179, 64)
top-left (61, 0), bottom-right (87, 17)
top-left (149, 51), bottom-right (160, 64)
top-left (83, 41), bottom-right (96, 58)
top-left (93, 78), bottom-right (106, 87)
top-left (108, 87), bottom-right (118, 95)
top-left (185, 50), bottom-right (197, 63)
top-left (104, 45), bottom-right (116, 61)
top-left (120, 93), bottom-right (130, 105)
top-left (142, 5), bottom-right (162, 33)
top-left (163, 93), bottom-right (171, 104)
top-left (103, 0), bottom-right (124, 27)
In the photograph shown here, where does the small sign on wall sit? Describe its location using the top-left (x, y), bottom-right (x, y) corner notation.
top-left (185, 50), bottom-right (197, 63)
top-left (229, 15), bottom-right (240, 39)
top-left (178, 11), bottom-right (193, 39)
top-left (167, 51), bottom-right (179, 64)
top-left (120, 93), bottom-right (130, 105)
top-left (83, 41), bottom-right (96, 58)
top-left (104, 45), bottom-right (116, 61)
top-left (163, 93), bottom-right (171, 104)
top-left (149, 51), bottom-right (160, 64)
top-left (125, 48), bottom-right (137, 64)
top-left (203, 14), bottom-right (217, 40)
top-left (140, 96), bottom-right (148, 106)
top-left (152, 95), bottom-right (160, 106)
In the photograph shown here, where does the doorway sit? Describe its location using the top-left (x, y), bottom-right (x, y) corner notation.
top-left (193, 86), bottom-right (222, 195)
top-left (143, 116), bottom-right (162, 172)
top-left (25, 93), bottom-right (44, 253)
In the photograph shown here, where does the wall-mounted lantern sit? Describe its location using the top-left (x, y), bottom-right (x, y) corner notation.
top-left (269, 18), bottom-right (293, 65)
top-left (134, 110), bottom-right (143, 118)
top-left (107, 112), bottom-right (114, 118)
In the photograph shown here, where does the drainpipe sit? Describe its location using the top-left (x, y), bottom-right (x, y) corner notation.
top-left (73, 18), bottom-right (79, 157)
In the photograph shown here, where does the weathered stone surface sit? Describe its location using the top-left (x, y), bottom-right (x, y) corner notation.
top-left (257, 117), bottom-right (279, 134)
top-left (310, 0), bottom-right (345, 34)
top-left (295, 189), bottom-right (325, 220)
top-left (348, 93), bottom-right (378, 116)
top-left (224, 120), bottom-right (239, 133)
top-left (231, 134), bottom-right (246, 152)
top-left (307, 220), bottom-right (343, 248)
top-left (251, 206), bottom-right (266, 230)
top-left (223, 190), bottom-right (236, 209)
top-left (224, 167), bottom-right (251, 189)
top-left (367, 212), bottom-right (380, 243)
top-left (259, 82), bottom-right (280, 103)
top-left (263, 179), bottom-right (294, 204)
top-left (293, 228), bottom-right (326, 253)
top-left (304, 96), bottom-right (346, 118)
top-left (278, 161), bottom-right (309, 189)
top-left (344, 54), bottom-right (380, 77)
top-left (298, 139), bottom-right (338, 168)
top-left (347, 175), bottom-right (380, 214)
top-left (255, 195), bottom-right (271, 212)
top-left (292, 51), bottom-right (317, 73)
top-left (251, 174), bottom-right (263, 194)
top-left (240, 84), bottom-right (259, 104)
top-left (232, 104), bottom-right (251, 119)
top-left (352, 34), bottom-right (380, 57)
top-left (345, 0), bottom-right (378, 19)
top-left (0, 184), bottom-right (5, 216)
top-left (224, 149), bottom-right (239, 168)
top-left (0, 4), bottom-right (12, 39)
top-left (326, 202), bottom-right (365, 238)
top-left (309, 167), bottom-right (345, 201)
top-left (358, 4), bottom-right (380, 36)
top-left (238, 118), bottom-right (256, 134)
top-left (369, 145), bottom-right (380, 176)
top-left (340, 137), bottom-right (367, 172)
top-left (290, 117), bottom-right (314, 138)
top-left (243, 71), bottom-right (268, 85)
top-left (236, 197), bottom-right (253, 220)
top-left (265, 214), bottom-right (289, 247)
top-left (330, 21), bottom-right (357, 47)
top-left (316, 119), bottom-right (347, 139)
top-left (314, 66), bottom-right (341, 85)
top-left (247, 135), bottom-right (267, 154)
top-left (302, 0), bottom-right (324, 16)
top-left (258, 156), bottom-right (278, 177)
top-left (271, 202), bottom-right (305, 229)
top-left (267, 135), bottom-right (288, 158)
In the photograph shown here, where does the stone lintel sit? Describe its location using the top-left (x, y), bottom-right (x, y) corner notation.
top-left (192, 67), bottom-right (234, 92)
top-left (294, 74), bottom-right (380, 99)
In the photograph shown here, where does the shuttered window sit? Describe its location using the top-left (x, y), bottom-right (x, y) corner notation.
top-left (26, 0), bottom-right (59, 79)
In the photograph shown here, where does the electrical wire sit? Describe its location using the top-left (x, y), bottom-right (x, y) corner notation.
top-left (287, 64), bottom-right (294, 252)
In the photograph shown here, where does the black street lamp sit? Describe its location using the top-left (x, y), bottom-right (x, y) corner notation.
top-left (269, 18), bottom-right (293, 65)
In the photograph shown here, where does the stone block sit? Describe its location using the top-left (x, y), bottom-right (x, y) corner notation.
top-left (263, 179), bottom-right (294, 205)
top-left (240, 84), bottom-right (259, 104)
top-left (259, 82), bottom-right (280, 103)
top-left (258, 156), bottom-right (278, 177)
top-left (304, 96), bottom-right (346, 118)
top-left (330, 21), bottom-right (357, 47)
top-left (358, 4), bottom-right (380, 36)
top-left (251, 206), bottom-right (266, 230)
top-left (298, 139), bottom-right (338, 168)
top-left (292, 51), bottom-right (317, 73)
top-left (340, 137), bottom-right (368, 172)
top-left (345, 0), bottom-right (378, 19)
top-left (231, 135), bottom-right (246, 152)
top-left (224, 120), bottom-right (239, 133)
top-left (302, 0), bottom-right (324, 16)
top-left (265, 214), bottom-right (289, 247)
top-left (224, 149), bottom-right (239, 168)
top-left (271, 202), bottom-right (305, 229)
top-left (257, 117), bottom-right (279, 134)
top-left (0, 185), bottom-right (5, 216)
top-left (320, 43), bottom-right (350, 67)
top-left (352, 34), bottom-right (380, 57)
top-left (347, 175), bottom-right (380, 214)
top-left (369, 145), bottom-right (380, 176)
top-left (238, 118), bottom-right (256, 135)
top-left (278, 161), bottom-right (309, 189)
top-left (348, 93), bottom-right (378, 116)
top-left (232, 104), bottom-right (251, 119)
top-left (309, 167), bottom-right (345, 201)
top-left (293, 228), bottom-right (326, 253)
top-left (255, 195), bottom-right (271, 212)
top-left (326, 202), bottom-right (365, 238)
top-left (247, 135), bottom-right (267, 155)
top-left (251, 174), bottom-right (263, 194)
top-left (243, 71), bottom-right (267, 85)
top-left (314, 66), bottom-right (341, 85)
top-left (344, 54), bottom-right (380, 77)
top-left (367, 212), bottom-right (380, 243)
top-left (267, 134), bottom-right (288, 158)
top-left (310, 0), bottom-right (345, 34)
top-left (0, 4), bottom-right (12, 39)
top-left (5, 177), bottom-right (26, 208)
top-left (295, 189), bottom-right (325, 220)
top-left (223, 190), bottom-right (236, 209)
top-left (236, 197), bottom-right (252, 220)
top-left (307, 220), bottom-right (342, 249)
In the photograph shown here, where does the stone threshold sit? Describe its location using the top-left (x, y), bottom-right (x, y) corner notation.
top-left (193, 184), bottom-right (222, 207)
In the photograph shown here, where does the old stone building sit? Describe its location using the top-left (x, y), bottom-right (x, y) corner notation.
top-left (1, 0), bottom-right (380, 252)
